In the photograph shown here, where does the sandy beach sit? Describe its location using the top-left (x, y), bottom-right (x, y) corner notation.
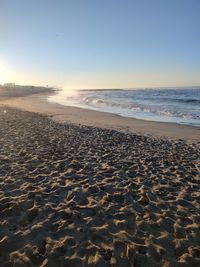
top-left (0, 92), bottom-right (200, 266)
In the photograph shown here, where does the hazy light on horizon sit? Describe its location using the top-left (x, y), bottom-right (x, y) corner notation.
top-left (1, 68), bottom-right (200, 90)
top-left (1, 0), bottom-right (200, 89)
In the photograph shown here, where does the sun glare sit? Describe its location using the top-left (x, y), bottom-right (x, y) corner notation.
top-left (0, 60), bottom-right (15, 85)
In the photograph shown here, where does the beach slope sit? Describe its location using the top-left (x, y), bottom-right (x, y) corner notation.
top-left (0, 105), bottom-right (199, 266)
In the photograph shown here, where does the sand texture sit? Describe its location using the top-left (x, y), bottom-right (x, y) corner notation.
top-left (0, 107), bottom-right (200, 267)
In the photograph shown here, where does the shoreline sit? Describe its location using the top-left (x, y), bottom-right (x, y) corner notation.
top-left (0, 92), bottom-right (199, 142)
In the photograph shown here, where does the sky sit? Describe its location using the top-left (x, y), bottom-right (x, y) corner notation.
top-left (0, 0), bottom-right (200, 89)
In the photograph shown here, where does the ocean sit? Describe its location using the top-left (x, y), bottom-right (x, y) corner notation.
top-left (48, 88), bottom-right (200, 127)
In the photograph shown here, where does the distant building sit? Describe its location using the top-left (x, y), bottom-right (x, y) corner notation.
top-left (4, 83), bottom-right (16, 87)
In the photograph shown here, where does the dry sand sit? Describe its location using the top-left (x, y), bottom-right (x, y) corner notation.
top-left (0, 93), bottom-right (200, 266)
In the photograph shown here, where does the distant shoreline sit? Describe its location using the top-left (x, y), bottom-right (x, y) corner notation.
top-left (79, 86), bottom-right (200, 91)
top-left (0, 84), bottom-right (57, 98)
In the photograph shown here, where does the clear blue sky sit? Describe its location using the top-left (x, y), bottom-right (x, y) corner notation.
top-left (0, 0), bottom-right (200, 89)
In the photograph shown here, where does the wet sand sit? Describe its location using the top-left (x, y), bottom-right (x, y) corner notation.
top-left (0, 104), bottom-right (199, 266)
top-left (1, 92), bottom-right (200, 141)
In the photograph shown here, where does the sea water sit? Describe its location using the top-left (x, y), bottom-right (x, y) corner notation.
top-left (48, 88), bottom-right (200, 127)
